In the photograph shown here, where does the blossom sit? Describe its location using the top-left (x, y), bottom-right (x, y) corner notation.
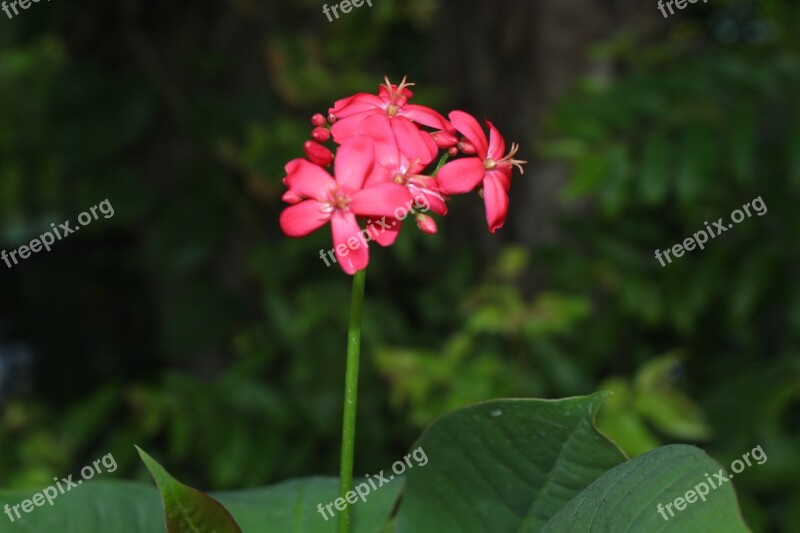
top-left (280, 137), bottom-right (411, 274)
top-left (356, 114), bottom-right (447, 244)
top-left (437, 111), bottom-right (527, 233)
top-left (329, 76), bottom-right (450, 161)
top-left (278, 77), bottom-right (527, 276)
top-left (360, 115), bottom-right (446, 211)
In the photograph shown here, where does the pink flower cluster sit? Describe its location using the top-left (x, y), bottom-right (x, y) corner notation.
top-left (279, 76), bottom-right (527, 275)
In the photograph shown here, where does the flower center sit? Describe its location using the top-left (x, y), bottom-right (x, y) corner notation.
top-left (484, 158), bottom-right (497, 170)
top-left (333, 194), bottom-right (350, 210)
top-left (382, 75), bottom-right (415, 114)
top-left (324, 188), bottom-right (351, 212)
top-left (392, 172), bottom-right (408, 185)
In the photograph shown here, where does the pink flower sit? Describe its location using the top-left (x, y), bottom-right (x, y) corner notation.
top-left (356, 114), bottom-right (446, 244)
top-left (330, 76), bottom-right (451, 134)
top-left (280, 137), bottom-right (411, 274)
top-left (437, 111), bottom-right (526, 233)
top-left (279, 78), bottom-right (526, 276)
top-left (329, 76), bottom-right (450, 161)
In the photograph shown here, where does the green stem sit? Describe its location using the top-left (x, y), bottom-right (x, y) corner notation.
top-left (338, 268), bottom-right (366, 533)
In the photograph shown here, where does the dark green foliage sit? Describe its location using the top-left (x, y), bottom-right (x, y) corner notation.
top-left (536, 5), bottom-right (800, 529)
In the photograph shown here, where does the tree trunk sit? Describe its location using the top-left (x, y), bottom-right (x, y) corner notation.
top-left (431, 0), bottom-right (656, 249)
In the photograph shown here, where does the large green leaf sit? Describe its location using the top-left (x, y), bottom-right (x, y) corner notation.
top-left (0, 396), bottom-right (752, 533)
top-left (0, 481), bottom-right (164, 532)
top-left (215, 477), bottom-right (404, 533)
top-left (0, 477), bottom-right (402, 532)
top-left (395, 393), bottom-right (628, 532)
top-left (541, 445), bottom-right (750, 532)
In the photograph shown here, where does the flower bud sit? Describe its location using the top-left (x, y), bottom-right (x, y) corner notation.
top-left (311, 113), bottom-right (327, 127)
top-left (432, 131), bottom-right (458, 148)
top-left (327, 113), bottom-right (337, 125)
top-left (458, 139), bottom-right (477, 155)
top-left (448, 147), bottom-right (459, 157)
top-left (416, 214), bottom-right (438, 235)
top-left (304, 141), bottom-right (334, 167)
top-left (311, 127), bottom-right (331, 143)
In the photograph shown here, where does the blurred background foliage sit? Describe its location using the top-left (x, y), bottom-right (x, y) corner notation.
top-left (0, 0), bottom-right (798, 531)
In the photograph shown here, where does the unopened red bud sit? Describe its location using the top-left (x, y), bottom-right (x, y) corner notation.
top-left (311, 127), bottom-right (331, 143)
top-left (416, 214), bottom-right (438, 235)
top-left (327, 113), bottom-right (337, 125)
top-left (458, 139), bottom-right (477, 155)
top-left (448, 147), bottom-right (459, 157)
top-left (304, 141), bottom-right (334, 166)
top-left (432, 131), bottom-right (458, 148)
top-left (311, 113), bottom-right (327, 127)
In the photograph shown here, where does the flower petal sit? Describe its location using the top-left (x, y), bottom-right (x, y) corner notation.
top-left (363, 162), bottom-right (395, 188)
top-left (486, 119), bottom-right (506, 160)
top-left (334, 137), bottom-right (376, 192)
top-left (400, 104), bottom-right (451, 131)
top-left (436, 158), bottom-right (486, 195)
top-left (408, 184), bottom-right (448, 216)
top-left (330, 93), bottom-right (384, 118)
top-left (331, 211), bottom-right (370, 275)
top-left (449, 111), bottom-right (489, 159)
top-left (369, 218), bottom-right (401, 246)
top-left (357, 115), bottom-right (411, 188)
top-left (284, 159), bottom-right (336, 200)
top-left (330, 110), bottom-right (381, 144)
top-left (483, 173), bottom-right (510, 233)
top-left (279, 200), bottom-right (331, 237)
top-left (492, 166), bottom-right (512, 192)
top-left (281, 190), bottom-right (303, 204)
top-left (357, 114), bottom-right (401, 167)
top-left (350, 183), bottom-right (412, 218)
top-left (391, 117), bottom-right (437, 165)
